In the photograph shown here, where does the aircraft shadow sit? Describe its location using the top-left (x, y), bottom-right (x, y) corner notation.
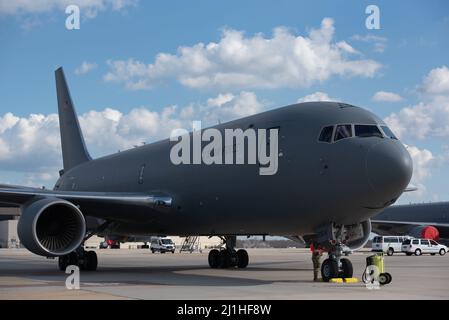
top-left (0, 260), bottom-right (316, 287)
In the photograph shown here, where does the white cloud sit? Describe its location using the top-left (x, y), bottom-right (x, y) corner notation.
top-left (75, 61), bottom-right (97, 75)
top-left (200, 91), bottom-right (264, 124)
top-left (384, 66), bottom-right (449, 140)
top-left (372, 91), bottom-right (403, 102)
top-left (0, 0), bottom-right (138, 17)
top-left (419, 65), bottom-right (449, 96)
top-left (0, 91), bottom-right (264, 187)
top-left (400, 145), bottom-right (435, 198)
top-left (104, 18), bottom-right (381, 90)
top-left (297, 91), bottom-right (339, 103)
top-left (406, 145), bottom-right (434, 183)
top-left (383, 66), bottom-right (449, 200)
top-left (352, 34), bottom-right (388, 53)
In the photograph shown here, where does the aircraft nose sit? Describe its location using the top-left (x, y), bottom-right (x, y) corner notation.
top-left (365, 140), bottom-right (413, 201)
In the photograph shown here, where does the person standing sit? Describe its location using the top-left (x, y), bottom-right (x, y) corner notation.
top-left (311, 243), bottom-right (323, 281)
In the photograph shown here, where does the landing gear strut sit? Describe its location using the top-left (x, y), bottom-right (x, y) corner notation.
top-left (58, 247), bottom-right (98, 271)
top-left (57, 223), bottom-right (112, 272)
top-left (208, 236), bottom-right (249, 269)
top-left (319, 224), bottom-right (354, 282)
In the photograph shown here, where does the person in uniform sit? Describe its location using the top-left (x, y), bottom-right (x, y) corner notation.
top-left (311, 243), bottom-right (323, 281)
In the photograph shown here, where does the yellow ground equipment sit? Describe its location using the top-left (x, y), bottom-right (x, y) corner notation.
top-left (362, 253), bottom-right (392, 285)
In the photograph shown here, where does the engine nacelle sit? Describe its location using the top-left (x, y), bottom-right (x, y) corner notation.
top-left (409, 225), bottom-right (440, 241)
top-left (345, 219), bottom-right (372, 250)
top-left (18, 198), bottom-right (86, 257)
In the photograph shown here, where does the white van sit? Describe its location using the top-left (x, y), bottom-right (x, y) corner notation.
top-left (150, 237), bottom-right (176, 254)
top-left (402, 238), bottom-right (447, 256)
top-left (372, 236), bottom-right (412, 256)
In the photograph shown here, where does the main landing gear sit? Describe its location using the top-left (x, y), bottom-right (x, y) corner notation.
top-left (208, 236), bottom-right (249, 269)
top-left (58, 247), bottom-right (98, 271)
top-left (319, 225), bottom-right (354, 282)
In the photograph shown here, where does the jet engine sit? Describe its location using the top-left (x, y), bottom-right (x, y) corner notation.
top-left (409, 225), bottom-right (440, 241)
top-left (18, 198), bottom-right (86, 257)
top-left (344, 219), bottom-right (372, 250)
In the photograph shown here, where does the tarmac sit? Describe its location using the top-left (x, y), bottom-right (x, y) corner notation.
top-left (0, 248), bottom-right (448, 300)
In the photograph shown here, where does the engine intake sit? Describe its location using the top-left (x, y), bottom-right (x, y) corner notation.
top-left (18, 198), bottom-right (86, 257)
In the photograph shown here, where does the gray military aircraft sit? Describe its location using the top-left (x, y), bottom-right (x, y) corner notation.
top-left (372, 202), bottom-right (449, 243)
top-left (0, 68), bottom-right (413, 281)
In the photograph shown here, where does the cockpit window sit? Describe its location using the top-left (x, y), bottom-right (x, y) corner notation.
top-left (381, 126), bottom-right (398, 140)
top-left (319, 126), bottom-right (334, 143)
top-left (334, 125), bottom-right (352, 141)
top-left (354, 125), bottom-right (383, 138)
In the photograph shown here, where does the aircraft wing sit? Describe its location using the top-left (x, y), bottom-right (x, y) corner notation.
top-left (0, 185), bottom-right (172, 221)
top-left (371, 219), bottom-right (449, 240)
top-left (372, 220), bottom-right (449, 228)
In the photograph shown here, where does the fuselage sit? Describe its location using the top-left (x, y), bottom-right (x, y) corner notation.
top-left (54, 102), bottom-right (412, 237)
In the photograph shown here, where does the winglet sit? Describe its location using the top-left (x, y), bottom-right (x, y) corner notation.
top-left (55, 67), bottom-right (91, 172)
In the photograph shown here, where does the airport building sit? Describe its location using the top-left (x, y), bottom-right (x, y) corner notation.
top-left (0, 208), bottom-right (20, 248)
top-left (85, 235), bottom-right (222, 251)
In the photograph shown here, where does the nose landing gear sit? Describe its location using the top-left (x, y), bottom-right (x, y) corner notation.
top-left (318, 224), bottom-right (355, 282)
top-left (321, 244), bottom-right (354, 282)
top-left (208, 236), bottom-right (249, 269)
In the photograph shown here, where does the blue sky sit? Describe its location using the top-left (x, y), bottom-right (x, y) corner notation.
top-left (0, 0), bottom-right (448, 204)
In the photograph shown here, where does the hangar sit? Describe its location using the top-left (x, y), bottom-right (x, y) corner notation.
top-left (0, 208), bottom-right (20, 248)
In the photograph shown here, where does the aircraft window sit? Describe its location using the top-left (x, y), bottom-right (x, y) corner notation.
top-left (334, 125), bottom-right (352, 141)
top-left (319, 126), bottom-right (334, 143)
top-left (381, 126), bottom-right (398, 140)
top-left (354, 125), bottom-right (383, 138)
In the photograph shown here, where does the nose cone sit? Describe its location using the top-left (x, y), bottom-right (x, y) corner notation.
top-left (366, 140), bottom-right (413, 202)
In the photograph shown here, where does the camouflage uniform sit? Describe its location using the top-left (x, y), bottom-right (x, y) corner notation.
top-left (312, 250), bottom-right (323, 281)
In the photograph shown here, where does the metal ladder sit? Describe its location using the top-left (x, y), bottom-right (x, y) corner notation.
top-left (180, 236), bottom-right (199, 253)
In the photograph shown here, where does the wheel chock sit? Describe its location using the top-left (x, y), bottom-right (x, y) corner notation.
top-left (329, 278), bottom-right (359, 283)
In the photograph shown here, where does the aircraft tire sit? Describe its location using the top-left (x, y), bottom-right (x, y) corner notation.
top-left (219, 250), bottom-right (232, 268)
top-left (85, 251), bottom-right (98, 271)
top-left (237, 249), bottom-right (249, 268)
top-left (321, 259), bottom-right (339, 282)
top-left (339, 258), bottom-right (353, 278)
top-left (58, 255), bottom-right (69, 271)
top-left (208, 249), bottom-right (220, 268)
